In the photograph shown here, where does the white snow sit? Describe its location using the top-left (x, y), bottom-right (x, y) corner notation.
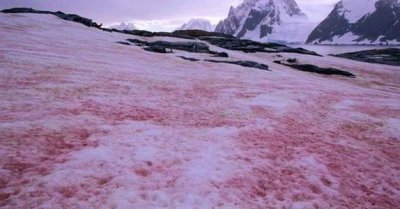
top-left (1, 12), bottom-right (400, 209)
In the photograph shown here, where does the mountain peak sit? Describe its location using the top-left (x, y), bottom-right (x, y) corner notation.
top-left (177, 18), bottom-right (215, 32)
top-left (215, 0), bottom-right (313, 43)
top-left (109, 22), bottom-right (136, 31)
top-left (306, 0), bottom-right (400, 44)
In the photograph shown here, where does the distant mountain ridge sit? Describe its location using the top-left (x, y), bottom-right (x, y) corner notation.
top-left (178, 19), bottom-right (215, 32)
top-left (109, 22), bottom-right (137, 31)
top-left (307, 0), bottom-right (400, 45)
top-left (215, 0), bottom-right (315, 44)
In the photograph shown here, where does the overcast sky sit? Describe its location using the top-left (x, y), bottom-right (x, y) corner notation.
top-left (0, 0), bottom-right (338, 31)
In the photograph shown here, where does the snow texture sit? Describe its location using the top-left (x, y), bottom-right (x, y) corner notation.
top-left (1, 13), bottom-right (400, 209)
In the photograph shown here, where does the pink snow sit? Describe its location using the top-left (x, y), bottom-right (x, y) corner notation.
top-left (0, 13), bottom-right (400, 209)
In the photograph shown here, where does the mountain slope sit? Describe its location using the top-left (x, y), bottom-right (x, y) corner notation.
top-left (177, 18), bottom-right (215, 31)
top-left (215, 0), bottom-right (315, 43)
top-left (307, 0), bottom-right (400, 44)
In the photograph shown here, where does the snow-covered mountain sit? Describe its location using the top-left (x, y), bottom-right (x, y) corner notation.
top-left (109, 22), bottom-right (137, 31)
top-left (177, 18), bottom-right (215, 31)
top-left (215, 0), bottom-right (315, 44)
top-left (307, 0), bottom-right (400, 45)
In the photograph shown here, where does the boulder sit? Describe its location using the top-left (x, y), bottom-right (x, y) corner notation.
top-left (205, 59), bottom-right (269, 71)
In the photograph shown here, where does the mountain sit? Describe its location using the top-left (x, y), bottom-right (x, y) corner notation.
top-left (307, 0), bottom-right (400, 45)
top-left (109, 22), bottom-right (137, 31)
top-left (177, 18), bottom-right (215, 32)
top-left (215, 0), bottom-right (315, 44)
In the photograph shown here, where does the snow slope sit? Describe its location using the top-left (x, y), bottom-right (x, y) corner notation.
top-left (177, 19), bottom-right (215, 32)
top-left (1, 13), bottom-right (400, 209)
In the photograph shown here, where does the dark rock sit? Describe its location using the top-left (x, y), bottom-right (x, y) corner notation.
top-left (307, 0), bottom-right (400, 44)
top-left (126, 39), bottom-right (229, 57)
top-left (126, 38), bottom-right (149, 46)
top-left (274, 61), bottom-right (355, 77)
top-left (198, 36), bottom-right (321, 56)
top-left (116, 41), bottom-right (131, 46)
top-left (334, 48), bottom-right (400, 66)
top-left (172, 30), bottom-right (235, 39)
top-left (150, 41), bottom-right (210, 53)
top-left (144, 45), bottom-right (168, 53)
top-left (1, 8), bottom-right (101, 28)
top-left (210, 51), bottom-right (229, 58)
top-left (287, 58), bottom-right (298, 63)
top-left (205, 59), bottom-right (269, 71)
top-left (178, 56), bottom-right (200, 62)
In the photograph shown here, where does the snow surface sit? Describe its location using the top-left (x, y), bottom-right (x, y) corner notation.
top-left (1, 13), bottom-right (400, 209)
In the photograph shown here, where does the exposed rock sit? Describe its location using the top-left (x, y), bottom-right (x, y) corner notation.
top-left (144, 45), bottom-right (168, 53)
top-left (172, 30), bottom-right (235, 39)
top-left (122, 30), bottom-right (318, 56)
top-left (150, 41), bottom-right (210, 53)
top-left (178, 56), bottom-right (200, 62)
top-left (126, 39), bottom-right (228, 57)
top-left (1, 8), bottom-right (102, 28)
top-left (126, 38), bottom-right (148, 46)
top-left (306, 0), bottom-right (400, 44)
top-left (274, 60), bottom-right (355, 77)
top-left (205, 59), bottom-right (269, 71)
top-left (210, 51), bottom-right (229, 58)
top-left (215, 0), bottom-right (314, 44)
top-left (334, 48), bottom-right (400, 66)
top-left (116, 41), bottom-right (131, 46)
top-left (198, 36), bottom-right (320, 56)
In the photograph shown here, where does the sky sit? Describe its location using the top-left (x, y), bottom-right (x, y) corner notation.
top-left (0, 0), bottom-right (338, 31)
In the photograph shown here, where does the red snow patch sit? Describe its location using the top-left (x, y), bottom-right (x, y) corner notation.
top-left (78, 100), bottom-right (164, 123)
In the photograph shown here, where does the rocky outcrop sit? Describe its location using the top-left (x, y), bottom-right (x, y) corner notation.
top-left (306, 0), bottom-right (400, 45)
top-left (215, 0), bottom-right (314, 43)
top-left (274, 60), bottom-right (355, 77)
top-left (126, 39), bottom-right (228, 57)
top-left (1, 8), bottom-right (102, 28)
top-left (334, 48), bottom-right (400, 66)
top-left (178, 56), bottom-right (200, 62)
top-left (198, 36), bottom-right (320, 56)
top-left (205, 59), bottom-right (269, 71)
